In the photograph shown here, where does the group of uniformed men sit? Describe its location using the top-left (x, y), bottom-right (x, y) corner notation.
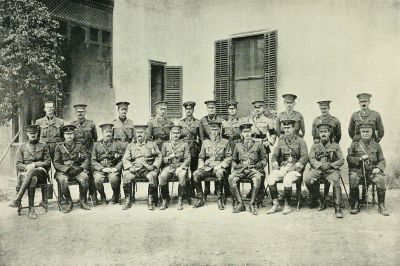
top-left (9, 92), bottom-right (389, 219)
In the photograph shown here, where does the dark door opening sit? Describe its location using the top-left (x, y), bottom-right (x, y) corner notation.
top-left (150, 62), bottom-right (165, 117)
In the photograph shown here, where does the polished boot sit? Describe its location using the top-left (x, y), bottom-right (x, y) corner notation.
top-left (190, 179), bottom-right (196, 198)
top-left (152, 185), bottom-right (159, 207)
top-left (214, 180), bottom-right (219, 195)
top-left (317, 190), bottom-right (326, 211)
top-left (177, 185), bottom-right (184, 210)
top-left (249, 187), bottom-right (259, 215)
top-left (216, 182), bottom-right (224, 210)
top-left (131, 181), bottom-right (136, 203)
top-left (41, 186), bottom-right (48, 212)
top-left (231, 185), bottom-right (245, 213)
top-left (63, 188), bottom-right (74, 213)
top-left (109, 186), bottom-right (119, 204)
top-left (122, 183), bottom-right (132, 210)
top-left (350, 188), bottom-right (360, 214)
top-left (9, 176), bottom-right (31, 208)
top-left (377, 188), bottom-right (389, 216)
top-left (282, 187), bottom-right (292, 215)
top-left (256, 182), bottom-right (266, 207)
top-left (334, 204), bottom-right (343, 218)
top-left (27, 188), bottom-right (38, 219)
top-left (296, 182), bottom-right (303, 209)
top-left (193, 181), bottom-right (204, 208)
top-left (204, 181), bottom-right (210, 196)
top-left (159, 185), bottom-right (169, 210)
top-left (79, 186), bottom-right (91, 210)
top-left (183, 184), bottom-right (192, 205)
top-left (266, 185), bottom-right (280, 214)
top-left (223, 180), bottom-right (231, 198)
top-left (98, 188), bottom-right (107, 205)
top-left (148, 185), bottom-right (156, 210)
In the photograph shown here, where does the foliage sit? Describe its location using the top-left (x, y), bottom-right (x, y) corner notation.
top-left (0, 0), bottom-right (65, 125)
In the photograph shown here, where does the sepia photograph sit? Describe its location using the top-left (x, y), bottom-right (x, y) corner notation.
top-left (0, 0), bottom-right (399, 265)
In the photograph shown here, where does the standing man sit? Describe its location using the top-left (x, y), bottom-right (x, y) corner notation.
top-left (266, 119), bottom-right (308, 215)
top-left (348, 93), bottom-right (384, 142)
top-left (54, 125), bottom-right (91, 213)
top-left (91, 124), bottom-right (127, 205)
top-left (276, 94), bottom-right (305, 138)
top-left (112, 101), bottom-right (135, 143)
top-left (9, 125), bottom-right (51, 219)
top-left (192, 121), bottom-right (231, 210)
top-left (35, 101), bottom-right (64, 158)
top-left (228, 123), bottom-right (268, 215)
top-left (304, 123), bottom-right (344, 218)
top-left (179, 101), bottom-right (203, 200)
top-left (122, 125), bottom-right (162, 210)
top-left (311, 101), bottom-right (341, 144)
top-left (347, 122), bottom-right (388, 216)
top-left (71, 104), bottom-right (98, 205)
top-left (200, 100), bottom-right (224, 196)
top-left (159, 125), bottom-right (191, 210)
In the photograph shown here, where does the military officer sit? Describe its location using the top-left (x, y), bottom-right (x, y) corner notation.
top-left (276, 94), bottom-right (305, 138)
top-left (266, 119), bottom-right (308, 215)
top-left (112, 101), bottom-right (135, 143)
top-left (228, 123), bottom-right (268, 215)
top-left (222, 101), bottom-right (245, 149)
top-left (347, 122), bottom-right (388, 216)
top-left (35, 101), bottom-right (64, 158)
top-left (193, 121), bottom-right (231, 210)
top-left (54, 125), bottom-right (91, 213)
top-left (200, 100), bottom-right (224, 196)
top-left (304, 123), bottom-right (344, 218)
top-left (91, 123), bottom-right (127, 205)
top-left (178, 101), bottom-right (203, 199)
top-left (122, 125), bottom-right (162, 210)
top-left (159, 125), bottom-right (191, 210)
top-left (147, 101), bottom-right (174, 149)
top-left (311, 101), bottom-right (341, 144)
top-left (71, 104), bottom-right (98, 205)
top-left (9, 125), bottom-right (51, 219)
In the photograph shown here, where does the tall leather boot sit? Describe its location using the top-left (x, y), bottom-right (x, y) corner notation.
top-left (214, 180), bottom-right (219, 195)
top-left (27, 188), bottom-right (38, 219)
top-left (152, 185), bottom-right (159, 207)
top-left (317, 184), bottom-right (326, 211)
top-left (204, 181), bottom-right (210, 196)
top-left (333, 186), bottom-right (343, 218)
top-left (63, 187), bottom-right (74, 213)
top-left (350, 187), bottom-right (360, 214)
top-left (122, 183), bottom-right (132, 210)
top-left (216, 181), bottom-right (224, 210)
top-left (296, 182), bottom-right (303, 209)
top-left (110, 186), bottom-right (119, 204)
top-left (193, 181), bottom-right (204, 208)
top-left (98, 187), bottom-right (107, 205)
top-left (282, 187), bottom-right (292, 215)
top-left (249, 187), bottom-right (259, 215)
top-left (377, 188), bottom-right (389, 216)
top-left (131, 181), bottom-right (136, 203)
top-left (148, 185), bottom-right (155, 210)
top-left (224, 179), bottom-right (231, 198)
top-left (266, 185), bottom-right (280, 214)
top-left (89, 178), bottom-right (98, 207)
top-left (184, 184), bottom-right (192, 205)
top-left (232, 184), bottom-right (246, 213)
top-left (177, 185), bottom-right (184, 210)
top-left (79, 186), bottom-right (91, 210)
top-left (257, 182), bottom-right (266, 207)
top-left (9, 176), bottom-right (31, 208)
top-left (41, 186), bottom-right (48, 212)
top-left (159, 185), bottom-right (169, 210)
top-left (190, 179), bottom-right (196, 198)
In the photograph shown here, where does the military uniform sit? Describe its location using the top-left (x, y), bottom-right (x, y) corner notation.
top-left (147, 116), bottom-right (174, 149)
top-left (159, 134), bottom-right (191, 210)
top-left (304, 124), bottom-right (344, 217)
top-left (276, 110), bottom-right (305, 137)
top-left (112, 118), bottom-right (135, 143)
top-left (222, 115), bottom-right (245, 148)
top-left (122, 137), bottom-right (162, 210)
top-left (348, 109), bottom-right (384, 142)
top-left (54, 125), bottom-right (91, 212)
top-left (192, 131), bottom-right (232, 209)
top-left (200, 115), bottom-right (223, 140)
top-left (228, 134), bottom-right (268, 214)
top-left (311, 115), bottom-right (341, 143)
top-left (35, 115), bottom-right (64, 158)
top-left (347, 123), bottom-right (388, 215)
top-left (9, 125), bottom-right (51, 218)
top-left (92, 138), bottom-right (127, 204)
top-left (178, 116), bottom-right (203, 164)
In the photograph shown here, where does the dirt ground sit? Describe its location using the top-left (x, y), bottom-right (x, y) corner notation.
top-left (0, 185), bottom-right (399, 266)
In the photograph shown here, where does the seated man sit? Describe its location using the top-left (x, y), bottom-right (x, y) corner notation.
top-left (347, 122), bottom-right (389, 216)
top-left (54, 125), bottom-right (91, 213)
top-left (9, 125), bottom-right (51, 219)
top-left (159, 125), bottom-right (191, 210)
top-left (122, 125), bottom-right (162, 210)
top-left (193, 121), bottom-right (231, 210)
top-left (304, 123), bottom-right (344, 218)
top-left (92, 123), bottom-right (127, 205)
top-left (228, 123), bottom-right (268, 215)
top-left (266, 119), bottom-right (308, 215)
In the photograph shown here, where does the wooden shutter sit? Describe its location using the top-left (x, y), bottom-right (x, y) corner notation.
top-left (214, 39), bottom-right (232, 116)
top-left (164, 66), bottom-right (182, 118)
top-left (264, 30), bottom-right (277, 111)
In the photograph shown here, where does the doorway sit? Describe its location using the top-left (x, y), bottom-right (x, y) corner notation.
top-left (150, 61), bottom-right (165, 117)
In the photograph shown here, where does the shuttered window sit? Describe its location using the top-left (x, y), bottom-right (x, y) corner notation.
top-left (165, 66), bottom-right (183, 118)
top-left (264, 30), bottom-right (277, 111)
top-left (214, 39), bottom-right (232, 116)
